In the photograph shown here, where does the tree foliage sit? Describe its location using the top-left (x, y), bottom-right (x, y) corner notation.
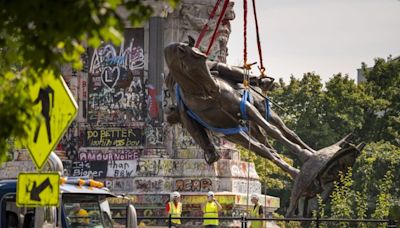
top-left (0, 0), bottom-right (178, 161)
top-left (358, 57), bottom-right (400, 144)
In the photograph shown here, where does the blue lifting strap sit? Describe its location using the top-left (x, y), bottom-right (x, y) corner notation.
top-left (241, 88), bottom-right (271, 121)
top-left (240, 90), bottom-right (252, 120)
top-left (175, 85), bottom-right (248, 135)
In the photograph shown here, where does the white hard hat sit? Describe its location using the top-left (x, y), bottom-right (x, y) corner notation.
top-left (251, 194), bottom-right (259, 200)
top-left (207, 191), bottom-right (215, 197)
top-left (171, 191), bottom-right (180, 198)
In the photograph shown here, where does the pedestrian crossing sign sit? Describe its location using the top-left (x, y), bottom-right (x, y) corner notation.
top-left (27, 76), bottom-right (78, 170)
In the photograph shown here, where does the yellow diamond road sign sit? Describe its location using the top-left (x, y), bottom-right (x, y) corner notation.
top-left (27, 76), bottom-right (78, 170)
top-left (17, 172), bottom-right (60, 207)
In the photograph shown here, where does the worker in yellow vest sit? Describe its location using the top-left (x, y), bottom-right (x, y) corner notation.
top-left (202, 191), bottom-right (222, 227)
top-left (166, 191), bottom-right (182, 227)
top-left (250, 194), bottom-right (264, 228)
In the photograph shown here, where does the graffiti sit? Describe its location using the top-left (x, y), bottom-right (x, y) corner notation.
top-left (144, 125), bottom-right (163, 147)
top-left (217, 160), bottom-right (258, 178)
top-left (78, 149), bottom-right (139, 161)
top-left (146, 84), bottom-right (159, 119)
top-left (89, 37), bottom-right (144, 75)
top-left (70, 160), bottom-right (138, 178)
top-left (133, 159), bottom-right (216, 177)
top-left (62, 160), bottom-right (72, 176)
top-left (81, 78), bottom-right (88, 99)
top-left (134, 178), bottom-right (165, 193)
top-left (83, 128), bottom-right (143, 147)
top-left (78, 73), bottom-right (88, 120)
top-left (130, 194), bottom-right (170, 206)
top-left (107, 160), bottom-right (137, 177)
top-left (175, 178), bottom-right (213, 192)
top-left (136, 159), bottom-right (162, 176)
top-left (174, 126), bottom-right (198, 149)
top-left (71, 161), bottom-right (107, 178)
top-left (141, 148), bottom-right (168, 158)
top-left (218, 179), bottom-right (261, 194)
top-left (162, 87), bottom-right (173, 109)
top-left (176, 149), bottom-right (203, 159)
top-left (59, 121), bottom-right (79, 160)
top-left (168, 160), bottom-right (216, 176)
top-left (63, 73), bottom-right (79, 100)
top-left (88, 28), bottom-right (146, 124)
top-left (112, 179), bottom-right (135, 192)
top-left (137, 208), bottom-right (166, 226)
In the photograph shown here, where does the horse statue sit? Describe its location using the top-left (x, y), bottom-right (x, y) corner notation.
top-left (164, 41), bottom-right (365, 217)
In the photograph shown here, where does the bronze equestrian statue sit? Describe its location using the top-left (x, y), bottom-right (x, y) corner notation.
top-left (164, 41), bottom-right (364, 217)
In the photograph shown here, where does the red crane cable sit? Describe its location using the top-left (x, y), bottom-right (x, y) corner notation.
top-left (243, 0), bottom-right (248, 67)
top-left (252, 0), bottom-right (265, 76)
top-left (206, 0), bottom-right (230, 55)
top-left (195, 0), bottom-right (222, 48)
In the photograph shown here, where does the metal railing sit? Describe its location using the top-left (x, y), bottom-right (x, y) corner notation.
top-left (127, 215), bottom-right (398, 228)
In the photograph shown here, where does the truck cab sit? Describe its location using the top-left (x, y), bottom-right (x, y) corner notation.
top-left (0, 178), bottom-right (116, 228)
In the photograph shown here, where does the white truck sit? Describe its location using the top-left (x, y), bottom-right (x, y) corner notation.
top-left (0, 153), bottom-right (137, 228)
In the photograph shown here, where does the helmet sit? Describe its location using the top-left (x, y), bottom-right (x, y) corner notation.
top-left (78, 209), bottom-right (88, 217)
top-left (251, 194), bottom-right (259, 200)
top-left (171, 191), bottom-right (180, 198)
top-left (207, 191), bottom-right (215, 197)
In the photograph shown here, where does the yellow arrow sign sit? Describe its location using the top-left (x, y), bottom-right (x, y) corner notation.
top-left (17, 172), bottom-right (60, 207)
top-left (27, 76), bottom-right (78, 170)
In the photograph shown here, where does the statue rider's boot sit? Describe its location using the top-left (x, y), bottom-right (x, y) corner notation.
top-left (249, 77), bottom-right (276, 92)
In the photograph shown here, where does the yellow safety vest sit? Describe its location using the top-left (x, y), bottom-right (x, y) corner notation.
top-left (250, 204), bottom-right (264, 228)
top-left (203, 202), bottom-right (219, 226)
top-left (168, 201), bottom-right (182, 224)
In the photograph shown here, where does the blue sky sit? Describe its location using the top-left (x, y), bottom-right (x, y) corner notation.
top-left (226, 0), bottom-right (400, 82)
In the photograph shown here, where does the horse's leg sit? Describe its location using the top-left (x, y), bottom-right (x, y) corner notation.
top-left (252, 98), bottom-right (315, 152)
top-left (250, 123), bottom-right (274, 149)
top-left (224, 131), bottom-right (299, 178)
top-left (178, 104), bottom-right (220, 164)
top-left (268, 110), bottom-right (315, 152)
top-left (245, 102), bottom-right (313, 162)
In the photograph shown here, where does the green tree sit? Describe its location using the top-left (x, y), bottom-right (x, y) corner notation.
top-left (358, 57), bottom-right (400, 145)
top-left (324, 142), bottom-right (399, 222)
top-left (0, 0), bottom-right (178, 161)
top-left (324, 74), bottom-right (368, 142)
top-left (271, 73), bottom-right (331, 151)
top-left (330, 169), bottom-right (355, 227)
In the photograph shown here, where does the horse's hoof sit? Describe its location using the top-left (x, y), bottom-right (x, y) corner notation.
top-left (204, 151), bottom-right (220, 164)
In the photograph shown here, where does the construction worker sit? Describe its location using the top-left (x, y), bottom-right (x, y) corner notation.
top-left (166, 191), bottom-right (182, 227)
top-left (202, 191), bottom-right (222, 227)
top-left (250, 194), bottom-right (264, 228)
top-left (69, 203), bottom-right (89, 225)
